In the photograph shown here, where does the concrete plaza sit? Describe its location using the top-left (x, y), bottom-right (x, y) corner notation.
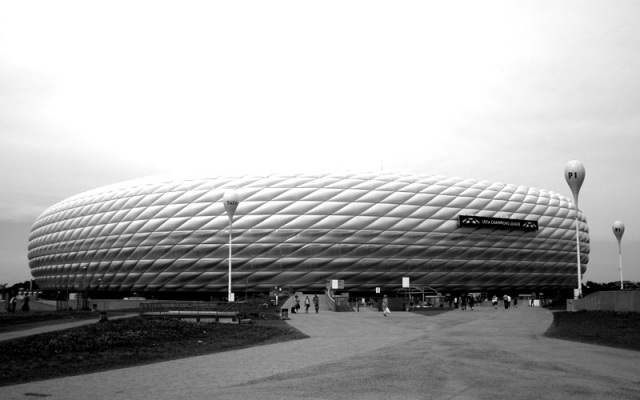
top-left (1, 304), bottom-right (638, 400)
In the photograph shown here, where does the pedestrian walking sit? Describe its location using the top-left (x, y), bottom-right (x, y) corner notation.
top-left (294, 295), bottom-right (300, 313)
top-left (503, 294), bottom-right (509, 309)
top-left (492, 295), bottom-right (498, 309)
top-left (382, 295), bottom-right (390, 316)
top-left (513, 296), bottom-right (518, 308)
top-left (21, 295), bottom-right (30, 312)
top-left (468, 294), bottom-right (475, 310)
top-left (507, 295), bottom-right (512, 309)
top-left (304, 296), bottom-right (310, 313)
top-left (313, 294), bottom-right (319, 313)
top-left (9, 295), bottom-right (17, 313)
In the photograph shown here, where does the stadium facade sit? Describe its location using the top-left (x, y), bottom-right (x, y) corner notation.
top-left (27, 172), bottom-right (589, 298)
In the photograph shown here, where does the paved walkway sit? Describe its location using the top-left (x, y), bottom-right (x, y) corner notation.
top-left (1, 305), bottom-right (639, 400)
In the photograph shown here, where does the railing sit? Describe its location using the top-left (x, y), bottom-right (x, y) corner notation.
top-left (326, 292), bottom-right (336, 311)
top-left (333, 297), bottom-right (352, 311)
top-left (324, 280), bottom-right (353, 312)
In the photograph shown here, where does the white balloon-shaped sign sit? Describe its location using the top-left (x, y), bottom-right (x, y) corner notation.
top-left (612, 220), bottom-right (625, 242)
top-left (612, 220), bottom-right (625, 290)
top-left (223, 190), bottom-right (239, 220)
top-left (565, 160), bottom-right (586, 299)
top-left (564, 160), bottom-right (585, 209)
top-left (222, 190), bottom-right (240, 302)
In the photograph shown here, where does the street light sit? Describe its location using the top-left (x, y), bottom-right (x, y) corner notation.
top-left (612, 221), bottom-right (625, 290)
top-left (564, 160), bottom-right (585, 299)
top-left (223, 190), bottom-right (239, 302)
top-left (82, 266), bottom-right (89, 310)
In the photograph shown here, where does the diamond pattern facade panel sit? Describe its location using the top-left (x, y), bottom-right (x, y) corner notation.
top-left (27, 172), bottom-right (589, 293)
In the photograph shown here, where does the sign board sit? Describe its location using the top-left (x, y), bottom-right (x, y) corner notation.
top-left (458, 215), bottom-right (538, 231)
top-left (331, 279), bottom-right (344, 290)
top-left (402, 277), bottom-right (410, 288)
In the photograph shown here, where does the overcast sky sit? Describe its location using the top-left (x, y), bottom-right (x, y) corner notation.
top-left (1, 1), bottom-right (639, 287)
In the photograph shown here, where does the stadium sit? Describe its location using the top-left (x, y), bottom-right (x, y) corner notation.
top-left (27, 172), bottom-right (589, 299)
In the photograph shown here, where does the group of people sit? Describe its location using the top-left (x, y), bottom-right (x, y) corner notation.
top-left (293, 294), bottom-right (320, 314)
top-left (491, 294), bottom-right (518, 309)
top-left (449, 294), bottom-right (479, 310)
top-left (458, 294), bottom-right (477, 310)
top-left (7, 294), bottom-right (30, 313)
top-left (446, 294), bottom-right (523, 310)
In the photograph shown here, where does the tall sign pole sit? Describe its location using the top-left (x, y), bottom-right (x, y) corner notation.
top-left (564, 160), bottom-right (585, 299)
top-left (223, 190), bottom-right (239, 302)
top-left (612, 221), bottom-right (625, 290)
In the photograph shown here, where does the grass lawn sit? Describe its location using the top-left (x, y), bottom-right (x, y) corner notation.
top-left (0, 310), bottom-right (128, 334)
top-left (0, 311), bottom-right (307, 387)
top-left (544, 310), bottom-right (640, 351)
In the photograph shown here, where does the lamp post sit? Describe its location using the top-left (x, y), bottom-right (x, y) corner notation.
top-left (81, 266), bottom-right (88, 310)
top-left (223, 190), bottom-right (239, 302)
top-left (612, 221), bottom-right (625, 290)
top-left (564, 160), bottom-right (585, 299)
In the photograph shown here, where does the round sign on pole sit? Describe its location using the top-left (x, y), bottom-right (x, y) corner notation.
top-left (612, 220), bottom-right (625, 242)
top-left (223, 190), bottom-right (239, 221)
top-left (564, 160), bottom-right (585, 209)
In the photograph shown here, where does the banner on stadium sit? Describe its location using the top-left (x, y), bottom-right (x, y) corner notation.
top-left (458, 215), bottom-right (538, 231)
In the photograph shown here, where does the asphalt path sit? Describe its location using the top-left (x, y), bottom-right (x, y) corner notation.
top-left (1, 305), bottom-right (638, 400)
